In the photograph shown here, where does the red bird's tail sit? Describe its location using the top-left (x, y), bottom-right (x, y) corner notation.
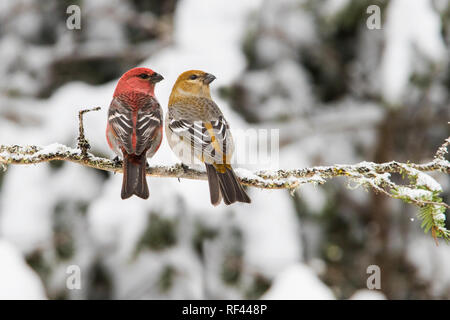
top-left (121, 153), bottom-right (149, 199)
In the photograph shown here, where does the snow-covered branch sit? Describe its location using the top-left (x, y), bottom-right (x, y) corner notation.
top-left (1, 142), bottom-right (448, 188)
top-left (0, 109), bottom-right (449, 242)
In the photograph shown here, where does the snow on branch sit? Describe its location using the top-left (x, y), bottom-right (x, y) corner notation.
top-left (0, 109), bottom-right (449, 242)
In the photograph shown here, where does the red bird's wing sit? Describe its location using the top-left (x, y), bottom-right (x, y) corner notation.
top-left (108, 96), bottom-right (162, 156)
top-left (134, 98), bottom-right (163, 156)
top-left (108, 97), bottom-right (134, 154)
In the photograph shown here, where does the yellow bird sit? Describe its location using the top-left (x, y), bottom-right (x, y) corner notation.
top-left (166, 70), bottom-right (251, 206)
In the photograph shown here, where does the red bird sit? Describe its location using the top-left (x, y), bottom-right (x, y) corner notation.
top-left (106, 67), bottom-right (164, 199)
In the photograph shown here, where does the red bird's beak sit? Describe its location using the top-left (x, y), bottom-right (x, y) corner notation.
top-left (150, 72), bottom-right (164, 83)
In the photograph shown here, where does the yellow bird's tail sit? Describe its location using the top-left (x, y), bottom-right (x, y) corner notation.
top-left (205, 164), bottom-right (251, 206)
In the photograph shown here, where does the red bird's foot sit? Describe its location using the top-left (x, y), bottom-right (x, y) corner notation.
top-left (112, 156), bottom-right (122, 166)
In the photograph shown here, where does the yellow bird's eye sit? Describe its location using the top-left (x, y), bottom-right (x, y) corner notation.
top-left (189, 74), bottom-right (198, 80)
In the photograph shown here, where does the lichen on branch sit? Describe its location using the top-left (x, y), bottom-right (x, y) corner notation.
top-left (0, 109), bottom-right (449, 242)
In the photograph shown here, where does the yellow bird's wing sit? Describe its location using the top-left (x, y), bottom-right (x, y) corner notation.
top-left (167, 115), bottom-right (233, 166)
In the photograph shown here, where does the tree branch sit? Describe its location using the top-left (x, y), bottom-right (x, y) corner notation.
top-left (1, 143), bottom-right (448, 188)
top-left (0, 109), bottom-right (449, 241)
top-left (78, 106), bottom-right (101, 157)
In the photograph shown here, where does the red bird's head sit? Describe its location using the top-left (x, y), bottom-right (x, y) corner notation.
top-left (113, 67), bottom-right (164, 97)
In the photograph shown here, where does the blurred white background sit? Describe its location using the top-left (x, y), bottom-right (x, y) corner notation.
top-left (0, 0), bottom-right (449, 299)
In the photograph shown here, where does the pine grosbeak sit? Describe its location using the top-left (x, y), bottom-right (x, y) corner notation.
top-left (166, 70), bottom-right (251, 206)
top-left (106, 67), bottom-right (164, 199)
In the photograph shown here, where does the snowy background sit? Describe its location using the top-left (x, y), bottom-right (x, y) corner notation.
top-left (0, 0), bottom-right (449, 299)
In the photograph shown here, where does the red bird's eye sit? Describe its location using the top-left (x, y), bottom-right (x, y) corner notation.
top-left (138, 73), bottom-right (150, 79)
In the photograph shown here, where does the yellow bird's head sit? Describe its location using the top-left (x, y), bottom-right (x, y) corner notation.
top-left (169, 70), bottom-right (216, 104)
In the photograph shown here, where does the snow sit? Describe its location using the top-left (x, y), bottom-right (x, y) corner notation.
top-left (235, 168), bottom-right (268, 182)
top-left (236, 189), bottom-right (301, 277)
top-left (298, 183), bottom-right (327, 214)
top-left (41, 143), bottom-right (78, 154)
top-left (407, 238), bottom-right (450, 297)
top-left (396, 187), bottom-right (432, 200)
top-left (11, 11), bottom-right (42, 40)
top-left (0, 0), bottom-right (447, 301)
top-left (87, 186), bottom-right (151, 259)
top-left (83, 1), bottom-right (126, 51)
top-left (262, 264), bottom-right (335, 300)
top-left (321, 0), bottom-right (351, 17)
top-left (272, 59), bottom-right (314, 115)
top-left (350, 289), bottom-right (386, 300)
top-left (0, 143), bottom-right (81, 162)
top-left (380, 0), bottom-right (446, 105)
top-left (416, 172), bottom-right (443, 192)
top-left (435, 213), bottom-right (446, 223)
top-left (114, 248), bottom-right (205, 299)
top-left (398, 166), bottom-right (443, 192)
top-left (256, 5), bottom-right (316, 64)
top-left (0, 240), bottom-right (47, 299)
top-left (0, 160), bottom-right (104, 254)
top-left (0, 166), bottom-right (55, 253)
